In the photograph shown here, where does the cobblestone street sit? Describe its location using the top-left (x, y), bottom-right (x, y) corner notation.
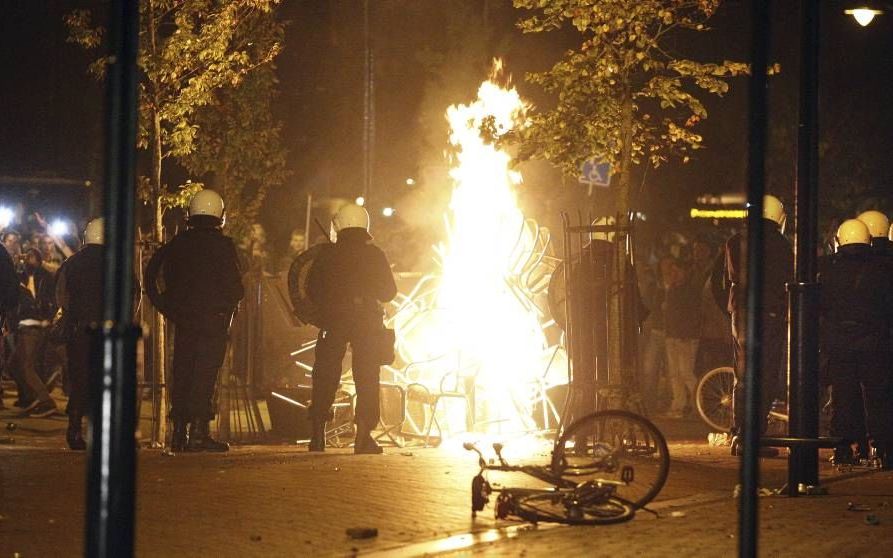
top-left (2, 404), bottom-right (891, 557)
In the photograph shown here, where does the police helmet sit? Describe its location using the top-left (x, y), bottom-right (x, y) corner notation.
top-left (856, 210), bottom-right (889, 239)
top-left (836, 219), bottom-right (871, 248)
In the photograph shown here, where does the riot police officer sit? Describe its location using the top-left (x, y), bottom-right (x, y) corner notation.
top-left (820, 219), bottom-right (893, 466)
top-left (146, 190), bottom-right (244, 452)
top-left (306, 204), bottom-right (397, 454)
top-left (856, 210), bottom-right (892, 255)
top-left (55, 218), bottom-right (105, 449)
top-left (723, 195), bottom-right (793, 455)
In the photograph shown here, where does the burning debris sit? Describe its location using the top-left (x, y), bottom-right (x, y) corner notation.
top-left (387, 61), bottom-right (566, 438)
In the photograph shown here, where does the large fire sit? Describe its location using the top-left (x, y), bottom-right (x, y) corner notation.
top-left (391, 61), bottom-right (565, 438)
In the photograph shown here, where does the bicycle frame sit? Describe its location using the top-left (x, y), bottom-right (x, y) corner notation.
top-left (465, 441), bottom-right (629, 520)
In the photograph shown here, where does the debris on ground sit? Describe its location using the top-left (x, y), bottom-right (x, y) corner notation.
top-left (865, 514), bottom-right (880, 526)
top-left (400, 451), bottom-right (414, 457)
top-left (250, 534), bottom-right (262, 542)
top-left (707, 432), bottom-right (730, 446)
top-left (669, 511), bottom-right (686, 518)
top-left (732, 485), bottom-right (778, 498)
top-left (7, 422), bottom-right (17, 431)
top-left (346, 527), bottom-right (379, 539)
top-left (847, 502), bottom-right (872, 512)
top-left (0, 436), bottom-right (14, 444)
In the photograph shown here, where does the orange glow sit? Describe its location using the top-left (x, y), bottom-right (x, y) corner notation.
top-left (391, 61), bottom-right (566, 438)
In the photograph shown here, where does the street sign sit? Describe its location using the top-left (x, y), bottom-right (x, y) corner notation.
top-left (579, 158), bottom-right (611, 188)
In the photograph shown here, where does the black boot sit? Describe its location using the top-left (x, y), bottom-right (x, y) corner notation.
top-left (66, 414), bottom-right (86, 451)
top-left (171, 419), bottom-right (189, 452)
top-left (187, 420), bottom-right (229, 452)
top-left (354, 429), bottom-right (382, 455)
top-left (308, 420), bottom-right (326, 452)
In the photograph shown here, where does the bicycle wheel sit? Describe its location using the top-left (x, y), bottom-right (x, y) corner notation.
top-left (516, 492), bottom-right (634, 525)
top-left (696, 366), bottom-right (735, 432)
top-left (551, 410), bottom-right (669, 509)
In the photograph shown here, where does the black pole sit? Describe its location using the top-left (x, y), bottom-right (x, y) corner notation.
top-left (740, 2), bottom-right (771, 557)
top-left (85, 0), bottom-right (141, 556)
top-left (788, 0), bottom-right (821, 495)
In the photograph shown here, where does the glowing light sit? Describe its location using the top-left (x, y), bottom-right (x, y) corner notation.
top-left (846, 7), bottom-right (882, 26)
top-left (382, 207), bottom-right (395, 217)
top-left (391, 60), bottom-right (565, 436)
top-left (405, 178), bottom-right (416, 186)
top-left (0, 207), bottom-right (12, 228)
top-left (690, 208), bottom-right (747, 219)
top-left (355, 196), bottom-right (366, 207)
top-left (50, 220), bottom-right (69, 236)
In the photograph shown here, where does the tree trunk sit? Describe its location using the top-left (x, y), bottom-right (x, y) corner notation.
top-left (147, 0), bottom-right (168, 447)
top-left (607, 91), bottom-right (635, 391)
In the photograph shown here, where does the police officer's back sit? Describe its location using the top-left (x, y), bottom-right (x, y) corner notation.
top-left (55, 218), bottom-right (105, 449)
top-left (306, 204), bottom-right (397, 454)
top-left (723, 195), bottom-right (793, 453)
top-left (820, 219), bottom-right (893, 466)
top-left (145, 189), bottom-right (243, 452)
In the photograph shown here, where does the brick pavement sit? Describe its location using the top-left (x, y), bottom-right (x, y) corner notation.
top-left (0, 401), bottom-right (888, 557)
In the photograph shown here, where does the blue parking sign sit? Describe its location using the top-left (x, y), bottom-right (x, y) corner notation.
top-left (579, 158), bottom-right (611, 187)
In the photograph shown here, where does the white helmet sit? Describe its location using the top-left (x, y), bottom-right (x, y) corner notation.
top-left (856, 210), bottom-right (889, 238)
top-left (590, 216), bottom-right (616, 242)
top-left (763, 195), bottom-right (786, 230)
top-left (188, 189), bottom-right (225, 222)
top-left (332, 204), bottom-right (370, 234)
top-left (84, 218), bottom-right (104, 245)
top-left (836, 219), bottom-right (871, 248)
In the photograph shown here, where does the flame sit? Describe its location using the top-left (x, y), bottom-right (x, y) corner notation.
top-left (391, 61), bottom-right (564, 437)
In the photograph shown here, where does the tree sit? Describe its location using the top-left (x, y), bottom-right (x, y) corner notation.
top-left (65, 0), bottom-right (283, 240)
top-left (511, 0), bottom-right (751, 215)
top-left (65, 1), bottom-right (284, 446)
top-left (510, 0), bottom-right (752, 398)
top-left (180, 13), bottom-right (288, 241)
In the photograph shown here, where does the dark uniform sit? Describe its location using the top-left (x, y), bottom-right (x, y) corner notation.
top-left (307, 227), bottom-right (397, 453)
top-left (55, 242), bottom-right (103, 449)
top-left (819, 242), bottom-right (893, 465)
top-left (568, 239), bottom-right (646, 418)
top-left (146, 215), bottom-right (244, 451)
top-left (0, 245), bottom-right (18, 408)
top-left (723, 219), bottom-right (793, 436)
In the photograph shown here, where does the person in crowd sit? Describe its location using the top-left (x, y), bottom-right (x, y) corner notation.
top-left (9, 249), bottom-right (58, 417)
top-left (306, 204), bottom-right (397, 454)
top-left (239, 222), bottom-right (271, 273)
top-left (819, 219), bottom-right (893, 467)
top-left (146, 189), bottom-right (244, 453)
top-left (694, 239), bottom-right (733, 376)
top-left (723, 194), bottom-right (792, 455)
top-left (278, 228), bottom-right (307, 273)
top-left (663, 259), bottom-right (702, 417)
top-left (639, 256), bottom-right (671, 414)
top-left (2, 230), bottom-right (22, 258)
top-left (39, 234), bottom-right (65, 275)
top-left (54, 218), bottom-right (105, 450)
top-left (0, 242), bottom-right (19, 409)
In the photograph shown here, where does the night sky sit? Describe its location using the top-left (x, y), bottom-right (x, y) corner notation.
top-left (1, 1), bottom-right (891, 250)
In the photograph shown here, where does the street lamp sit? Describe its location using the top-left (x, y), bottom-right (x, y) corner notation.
top-left (845, 2), bottom-right (884, 26)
